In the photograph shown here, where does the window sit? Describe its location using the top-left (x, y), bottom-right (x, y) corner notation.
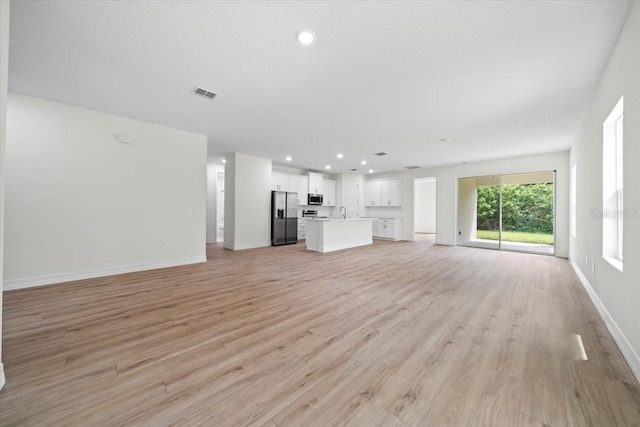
top-left (571, 164), bottom-right (577, 238)
top-left (602, 96), bottom-right (623, 271)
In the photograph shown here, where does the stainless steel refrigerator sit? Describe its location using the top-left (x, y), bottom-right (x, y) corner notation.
top-left (271, 191), bottom-right (298, 245)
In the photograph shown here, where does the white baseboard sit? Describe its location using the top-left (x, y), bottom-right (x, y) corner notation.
top-left (3, 256), bottom-right (207, 291)
top-left (570, 258), bottom-right (640, 384)
top-left (319, 241), bottom-right (373, 253)
top-left (224, 242), bottom-right (271, 251)
top-left (0, 362), bottom-right (5, 391)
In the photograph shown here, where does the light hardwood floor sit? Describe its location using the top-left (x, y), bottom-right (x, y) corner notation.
top-left (1, 239), bottom-right (639, 426)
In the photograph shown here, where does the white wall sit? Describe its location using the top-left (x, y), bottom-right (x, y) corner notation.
top-left (4, 93), bottom-right (207, 289)
top-left (0, 0), bottom-right (11, 391)
top-left (457, 177), bottom-right (477, 242)
top-left (365, 151), bottom-right (570, 257)
top-left (414, 179), bottom-right (436, 233)
top-left (223, 154), bottom-right (237, 248)
top-left (570, 2), bottom-right (640, 382)
top-left (224, 152), bottom-right (271, 250)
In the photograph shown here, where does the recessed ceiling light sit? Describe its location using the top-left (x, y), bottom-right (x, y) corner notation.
top-left (222, 159), bottom-right (226, 164)
top-left (325, 165), bottom-right (331, 170)
top-left (286, 156), bottom-right (292, 162)
top-left (360, 160), bottom-right (367, 165)
top-left (337, 153), bottom-right (343, 159)
top-left (440, 137), bottom-right (451, 142)
top-left (297, 30), bottom-right (315, 45)
top-left (369, 169), bottom-right (374, 173)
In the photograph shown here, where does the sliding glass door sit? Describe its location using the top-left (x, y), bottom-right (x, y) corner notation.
top-left (500, 172), bottom-right (555, 254)
top-left (457, 171), bottom-right (555, 255)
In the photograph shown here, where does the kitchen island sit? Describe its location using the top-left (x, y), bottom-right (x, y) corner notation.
top-left (306, 218), bottom-right (374, 253)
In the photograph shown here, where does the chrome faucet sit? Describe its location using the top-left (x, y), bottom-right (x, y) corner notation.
top-left (340, 206), bottom-right (347, 219)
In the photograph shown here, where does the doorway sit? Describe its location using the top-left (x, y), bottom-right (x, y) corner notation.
top-left (457, 171), bottom-right (555, 255)
top-left (216, 171), bottom-right (225, 243)
top-left (343, 180), bottom-right (359, 218)
top-left (414, 177), bottom-right (436, 242)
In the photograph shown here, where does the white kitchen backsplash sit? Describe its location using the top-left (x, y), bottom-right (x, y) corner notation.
top-left (365, 207), bottom-right (403, 219)
top-left (298, 206), bottom-right (334, 217)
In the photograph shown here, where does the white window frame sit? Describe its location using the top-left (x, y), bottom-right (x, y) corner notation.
top-left (602, 96), bottom-right (623, 271)
top-left (571, 164), bottom-right (577, 238)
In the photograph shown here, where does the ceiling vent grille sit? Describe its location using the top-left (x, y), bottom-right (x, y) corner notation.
top-left (405, 165), bottom-right (421, 169)
top-left (193, 87), bottom-right (217, 99)
top-left (349, 168), bottom-right (358, 172)
top-left (373, 152), bottom-right (388, 156)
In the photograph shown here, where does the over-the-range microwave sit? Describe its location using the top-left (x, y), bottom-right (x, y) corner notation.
top-left (308, 193), bottom-right (323, 205)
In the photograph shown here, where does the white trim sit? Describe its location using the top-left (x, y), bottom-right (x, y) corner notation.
top-left (570, 258), bottom-right (640, 384)
top-left (312, 241), bottom-right (373, 253)
top-left (223, 242), bottom-right (271, 251)
top-left (3, 256), bottom-right (207, 291)
top-left (0, 363), bottom-right (5, 391)
top-left (603, 255), bottom-right (623, 272)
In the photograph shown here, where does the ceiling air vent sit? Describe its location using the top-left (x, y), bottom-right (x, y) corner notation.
top-left (373, 152), bottom-right (388, 156)
top-left (405, 165), bottom-right (421, 170)
top-left (193, 87), bottom-right (217, 99)
top-left (350, 168), bottom-right (358, 172)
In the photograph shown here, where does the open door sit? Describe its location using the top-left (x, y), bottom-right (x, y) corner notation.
top-left (458, 171), bottom-right (555, 255)
top-left (458, 175), bottom-right (501, 250)
top-left (499, 171), bottom-right (554, 255)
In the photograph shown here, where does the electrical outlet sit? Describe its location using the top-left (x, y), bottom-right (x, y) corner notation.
top-left (585, 255), bottom-right (589, 265)
top-left (161, 241), bottom-right (168, 248)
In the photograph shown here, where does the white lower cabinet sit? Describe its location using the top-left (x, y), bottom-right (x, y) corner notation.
top-left (372, 218), bottom-right (402, 241)
top-left (297, 218), bottom-right (307, 240)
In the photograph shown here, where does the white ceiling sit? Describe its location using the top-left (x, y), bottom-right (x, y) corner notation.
top-left (8, 1), bottom-right (633, 174)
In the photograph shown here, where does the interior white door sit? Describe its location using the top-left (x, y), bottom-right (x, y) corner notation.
top-left (344, 181), bottom-right (359, 218)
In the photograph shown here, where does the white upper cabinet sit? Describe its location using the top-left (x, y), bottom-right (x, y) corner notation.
top-left (289, 174), bottom-right (299, 196)
top-left (271, 171), bottom-right (308, 204)
top-left (272, 171), bottom-right (340, 207)
top-left (323, 179), bottom-right (336, 206)
top-left (380, 179), bottom-right (401, 206)
top-left (308, 172), bottom-right (324, 194)
top-left (297, 176), bottom-right (309, 205)
top-left (365, 179), bottom-right (401, 206)
top-left (365, 180), bottom-right (381, 206)
top-left (272, 172), bottom-right (290, 192)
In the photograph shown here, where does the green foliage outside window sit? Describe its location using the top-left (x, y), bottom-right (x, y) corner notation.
top-left (476, 183), bottom-right (554, 234)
